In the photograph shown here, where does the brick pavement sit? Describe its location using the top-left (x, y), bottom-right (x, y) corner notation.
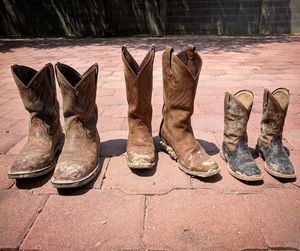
top-left (0, 36), bottom-right (300, 250)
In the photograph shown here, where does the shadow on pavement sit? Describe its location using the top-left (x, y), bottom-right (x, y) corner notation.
top-left (1, 36), bottom-right (300, 54)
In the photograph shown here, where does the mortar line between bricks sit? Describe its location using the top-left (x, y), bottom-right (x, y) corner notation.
top-left (99, 185), bottom-right (299, 197)
top-left (17, 194), bottom-right (50, 249)
top-left (141, 195), bottom-right (148, 247)
top-left (98, 157), bottom-right (111, 189)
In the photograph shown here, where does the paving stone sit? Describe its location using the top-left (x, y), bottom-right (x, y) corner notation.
top-left (0, 132), bottom-right (25, 154)
top-left (102, 153), bottom-right (191, 195)
top-left (244, 189), bottom-right (300, 249)
top-left (144, 189), bottom-right (266, 250)
top-left (0, 154), bottom-right (16, 188)
top-left (21, 190), bottom-right (144, 250)
top-left (0, 189), bottom-right (48, 249)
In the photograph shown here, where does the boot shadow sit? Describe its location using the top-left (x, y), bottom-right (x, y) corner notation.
top-left (57, 157), bottom-right (107, 196)
top-left (15, 171), bottom-right (53, 189)
top-left (100, 139), bottom-right (127, 157)
top-left (196, 139), bottom-right (220, 156)
top-left (192, 172), bottom-right (223, 183)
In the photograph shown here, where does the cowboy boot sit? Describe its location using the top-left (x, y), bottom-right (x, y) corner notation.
top-left (221, 90), bottom-right (262, 181)
top-left (159, 44), bottom-right (220, 177)
top-left (8, 64), bottom-right (64, 179)
top-left (52, 63), bottom-right (101, 188)
top-left (122, 45), bottom-right (156, 169)
top-left (256, 88), bottom-right (296, 179)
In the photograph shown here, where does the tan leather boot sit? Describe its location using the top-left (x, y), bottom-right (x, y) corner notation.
top-left (122, 45), bottom-right (156, 169)
top-left (52, 63), bottom-right (101, 188)
top-left (160, 45), bottom-right (220, 177)
top-left (8, 64), bottom-right (64, 179)
top-left (256, 88), bottom-right (296, 179)
top-left (221, 90), bottom-right (262, 181)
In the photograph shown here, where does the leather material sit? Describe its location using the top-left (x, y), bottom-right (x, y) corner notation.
top-left (222, 90), bottom-right (262, 180)
top-left (159, 44), bottom-right (219, 176)
top-left (9, 64), bottom-right (63, 177)
top-left (256, 88), bottom-right (295, 177)
top-left (52, 63), bottom-right (100, 186)
top-left (122, 45), bottom-right (156, 168)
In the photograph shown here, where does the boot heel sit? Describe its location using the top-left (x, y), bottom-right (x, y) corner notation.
top-left (160, 139), bottom-right (178, 160)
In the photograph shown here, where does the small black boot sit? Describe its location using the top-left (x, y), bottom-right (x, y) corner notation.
top-left (256, 88), bottom-right (296, 179)
top-left (221, 90), bottom-right (262, 181)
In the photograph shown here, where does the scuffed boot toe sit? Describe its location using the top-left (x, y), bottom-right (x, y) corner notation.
top-left (8, 153), bottom-right (55, 179)
top-left (126, 150), bottom-right (156, 169)
top-left (52, 159), bottom-right (100, 188)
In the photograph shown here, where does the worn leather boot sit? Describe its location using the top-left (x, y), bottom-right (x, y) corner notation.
top-left (221, 90), bottom-right (262, 181)
top-left (122, 45), bottom-right (156, 169)
top-left (160, 45), bottom-right (220, 177)
top-left (52, 63), bottom-right (101, 188)
top-left (256, 88), bottom-right (296, 179)
top-left (8, 64), bottom-right (64, 179)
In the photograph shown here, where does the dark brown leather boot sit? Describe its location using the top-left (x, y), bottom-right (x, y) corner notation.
top-left (256, 88), bottom-right (296, 179)
top-left (52, 63), bottom-right (101, 188)
top-left (8, 64), bottom-right (64, 179)
top-left (221, 90), bottom-right (262, 181)
top-left (159, 45), bottom-right (220, 178)
top-left (122, 45), bottom-right (156, 169)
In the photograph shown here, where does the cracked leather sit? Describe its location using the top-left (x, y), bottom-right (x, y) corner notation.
top-left (223, 138), bottom-right (261, 177)
top-left (159, 44), bottom-right (219, 174)
top-left (257, 88), bottom-right (295, 176)
top-left (9, 64), bottom-right (63, 175)
top-left (257, 137), bottom-right (294, 175)
top-left (122, 46), bottom-right (156, 168)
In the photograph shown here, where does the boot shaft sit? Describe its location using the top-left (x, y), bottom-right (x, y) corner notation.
top-left (55, 63), bottom-right (98, 137)
top-left (122, 45), bottom-right (155, 132)
top-left (259, 88), bottom-right (289, 147)
top-left (11, 64), bottom-right (60, 135)
top-left (223, 90), bottom-right (253, 151)
top-left (161, 44), bottom-right (202, 132)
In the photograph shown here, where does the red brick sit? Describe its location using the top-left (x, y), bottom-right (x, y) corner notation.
top-left (0, 154), bottom-right (16, 188)
top-left (0, 189), bottom-right (48, 249)
top-left (0, 132), bottom-right (25, 154)
top-left (21, 190), bottom-right (144, 250)
top-left (144, 189), bottom-right (266, 250)
top-left (244, 189), bottom-right (300, 249)
top-left (102, 153), bottom-right (191, 194)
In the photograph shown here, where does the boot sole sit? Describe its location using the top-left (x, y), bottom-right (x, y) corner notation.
top-left (7, 136), bottom-right (65, 179)
top-left (257, 150), bottom-right (296, 179)
top-left (51, 158), bottom-right (101, 189)
top-left (127, 162), bottom-right (156, 169)
top-left (160, 139), bottom-right (220, 178)
top-left (220, 151), bottom-right (263, 181)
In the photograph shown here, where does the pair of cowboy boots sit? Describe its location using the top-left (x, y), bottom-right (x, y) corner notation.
top-left (8, 63), bottom-right (100, 188)
top-left (221, 88), bottom-right (296, 181)
top-left (122, 44), bottom-right (220, 177)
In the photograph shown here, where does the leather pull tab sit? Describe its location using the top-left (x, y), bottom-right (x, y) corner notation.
top-left (187, 44), bottom-right (195, 72)
top-left (151, 44), bottom-right (155, 51)
top-left (165, 46), bottom-right (174, 68)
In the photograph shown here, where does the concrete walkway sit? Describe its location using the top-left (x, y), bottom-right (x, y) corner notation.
top-left (0, 36), bottom-right (299, 250)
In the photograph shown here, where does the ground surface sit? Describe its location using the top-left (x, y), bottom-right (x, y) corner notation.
top-left (0, 36), bottom-right (299, 251)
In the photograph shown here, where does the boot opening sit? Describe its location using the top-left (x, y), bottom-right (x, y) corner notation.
top-left (235, 90), bottom-right (253, 110)
top-left (122, 48), bottom-right (140, 75)
top-left (12, 65), bottom-right (37, 86)
top-left (272, 88), bottom-right (289, 109)
top-left (56, 64), bottom-right (81, 87)
top-left (176, 51), bottom-right (202, 78)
